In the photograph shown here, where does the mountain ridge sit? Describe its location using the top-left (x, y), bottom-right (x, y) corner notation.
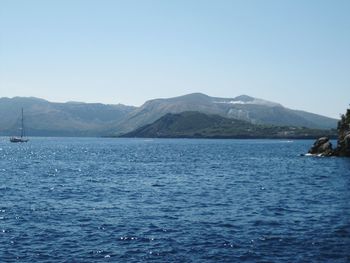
top-left (0, 94), bottom-right (338, 137)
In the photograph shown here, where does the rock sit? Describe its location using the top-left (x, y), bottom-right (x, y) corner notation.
top-left (345, 134), bottom-right (350, 146)
top-left (335, 108), bottom-right (350, 157)
top-left (336, 133), bottom-right (350, 157)
top-left (308, 137), bottom-right (334, 156)
top-left (334, 129), bottom-right (350, 157)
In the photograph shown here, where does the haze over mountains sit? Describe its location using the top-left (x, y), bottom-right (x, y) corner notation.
top-left (0, 97), bottom-right (135, 136)
top-left (0, 93), bottom-right (337, 137)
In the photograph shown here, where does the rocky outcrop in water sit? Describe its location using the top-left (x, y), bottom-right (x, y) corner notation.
top-left (308, 108), bottom-right (350, 157)
top-left (308, 137), bottom-right (334, 156)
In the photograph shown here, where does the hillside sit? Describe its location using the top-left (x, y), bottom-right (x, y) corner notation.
top-left (116, 93), bottom-right (337, 134)
top-left (121, 111), bottom-right (336, 139)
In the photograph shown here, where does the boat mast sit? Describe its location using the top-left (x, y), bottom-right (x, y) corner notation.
top-left (21, 108), bottom-right (24, 138)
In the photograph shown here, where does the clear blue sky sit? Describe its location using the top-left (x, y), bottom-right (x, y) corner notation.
top-left (1, 0), bottom-right (349, 118)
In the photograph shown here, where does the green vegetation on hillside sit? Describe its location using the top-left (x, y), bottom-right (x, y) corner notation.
top-left (121, 111), bottom-right (336, 139)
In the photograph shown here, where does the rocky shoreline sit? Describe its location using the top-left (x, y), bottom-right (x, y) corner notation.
top-left (307, 108), bottom-right (350, 157)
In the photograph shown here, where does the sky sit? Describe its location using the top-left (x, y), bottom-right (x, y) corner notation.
top-left (0, 0), bottom-right (349, 118)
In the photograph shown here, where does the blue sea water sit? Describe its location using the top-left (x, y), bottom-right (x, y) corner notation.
top-left (0, 137), bottom-right (349, 262)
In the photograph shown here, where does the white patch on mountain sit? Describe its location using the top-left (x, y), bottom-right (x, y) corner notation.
top-left (214, 95), bottom-right (281, 107)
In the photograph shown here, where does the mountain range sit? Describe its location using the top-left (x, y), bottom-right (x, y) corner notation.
top-left (0, 93), bottom-right (338, 137)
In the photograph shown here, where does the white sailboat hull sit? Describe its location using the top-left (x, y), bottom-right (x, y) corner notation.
top-left (10, 137), bottom-right (29, 143)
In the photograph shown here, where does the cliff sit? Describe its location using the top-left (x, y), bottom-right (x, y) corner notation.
top-left (335, 108), bottom-right (350, 156)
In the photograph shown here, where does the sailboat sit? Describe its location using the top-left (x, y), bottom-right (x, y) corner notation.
top-left (10, 108), bottom-right (29, 143)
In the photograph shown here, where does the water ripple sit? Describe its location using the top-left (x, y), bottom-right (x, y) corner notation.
top-left (0, 137), bottom-right (349, 262)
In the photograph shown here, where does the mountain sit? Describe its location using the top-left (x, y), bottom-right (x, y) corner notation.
top-left (121, 111), bottom-right (337, 139)
top-left (116, 93), bottom-right (337, 134)
top-left (0, 97), bottom-right (136, 136)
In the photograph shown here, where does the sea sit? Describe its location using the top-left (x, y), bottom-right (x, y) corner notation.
top-left (0, 137), bottom-right (349, 262)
